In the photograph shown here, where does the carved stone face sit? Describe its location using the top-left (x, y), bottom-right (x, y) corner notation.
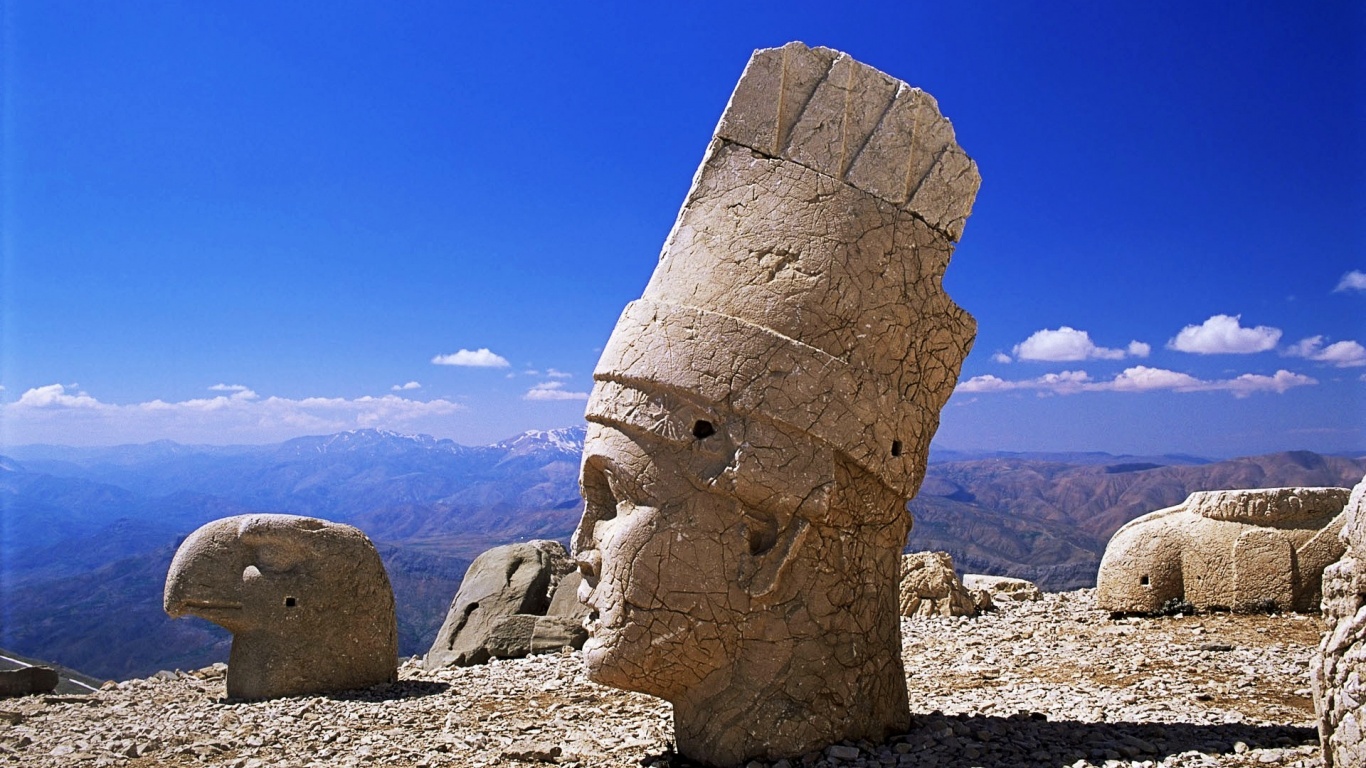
top-left (573, 392), bottom-right (833, 702)
top-left (574, 423), bottom-right (737, 698)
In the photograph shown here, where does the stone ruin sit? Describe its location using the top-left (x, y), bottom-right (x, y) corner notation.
top-left (164, 514), bottom-right (398, 700)
top-left (1096, 487), bottom-right (1351, 615)
top-left (899, 551), bottom-right (990, 618)
top-left (572, 41), bottom-right (978, 766)
top-left (963, 573), bottom-right (1043, 603)
top-left (1313, 474), bottom-right (1366, 768)
top-left (425, 540), bottom-right (588, 668)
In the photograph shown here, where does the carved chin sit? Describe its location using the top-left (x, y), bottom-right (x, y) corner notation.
top-left (581, 633), bottom-right (636, 691)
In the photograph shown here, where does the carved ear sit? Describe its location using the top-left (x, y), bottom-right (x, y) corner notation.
top-left (739, 513), bottom-right (810, 599)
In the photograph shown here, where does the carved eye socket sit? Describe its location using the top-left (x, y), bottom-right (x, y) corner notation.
top-left (692, 419), bottom-right (716, 439)
top-left (891, 440), bottom-right (903, 457)
top-left (255, 545), bottom-right (301, 573)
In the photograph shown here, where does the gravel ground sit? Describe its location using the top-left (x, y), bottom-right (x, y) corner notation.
top-left (0, 589), bottom-right (1324, 768)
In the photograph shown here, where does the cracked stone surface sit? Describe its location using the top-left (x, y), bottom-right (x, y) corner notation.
top-left (163, 514), bottom-right (398, 700)
top-left (1312, 474), bottom-right (1366, 768)
top-left (1096, 487), bottom-right (1351, 616)
top-left (572, 41), bottom-right (978, 766)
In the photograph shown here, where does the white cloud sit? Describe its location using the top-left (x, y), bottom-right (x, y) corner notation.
top-left (1167, 314), bottom-right (1282, 354)
top-left (1285, 336), bottom-right (1366, 368)
top-left (431, 348), bottom-right (511, 368)
top-left (1127, 341), bottom-right (1151, 358)
top-left (1011, 327), bottom-right (1144, 362)
top-left (3, 385), bottom-right (466, 445)
top-left (523, 381), bottom-right (589, 401)
top-left (206, 384), bottom-right (259, 400)
top-left (1333, 270), bottom-right (1366, 293)
top-left (955, 374), bottom-right (1013, 393)
top-left (1106, 366), bottom-right (1203, 392)
top-left (991, 352), bottom-right (1012, 364)
top-left (958, 366), bottom-right (1315, 399)
top-left (545, 368), bottom-right (573, 379)
top-left (15, 384), bottom-right (104, 409)
top-left (1218, 370), bottom-right (1318, 396)
top-left (391, 381), bottom-right (422, 391)
top-left (958, 370), bottom-right (1092, 394)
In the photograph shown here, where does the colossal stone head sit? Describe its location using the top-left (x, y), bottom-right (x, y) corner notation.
top-left (1097, 487), bottom-right (1351, 615)
top-left (573, 41), bottom-right (978, 766)
top-left (164, 514), bottom-right (398, 700)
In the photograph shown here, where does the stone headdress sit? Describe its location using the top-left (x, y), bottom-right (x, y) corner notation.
top-left (586, 41), bottom-right (979, 500)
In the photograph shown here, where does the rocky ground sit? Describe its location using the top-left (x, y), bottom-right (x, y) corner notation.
top-left (0, 590), bottom-right (1325, 768)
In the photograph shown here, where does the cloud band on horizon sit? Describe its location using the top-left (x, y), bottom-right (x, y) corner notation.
top-left (958, 365), bottom-right (1315, 398)
top-left (3, 384), bottom-right (466, 446)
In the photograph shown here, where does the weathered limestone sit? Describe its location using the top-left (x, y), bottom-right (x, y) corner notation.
top-left (164, 514), bottom-right (397, 700)
top-left (0, 666), bottom-right (58, 698)
top-left (1313, 474), bottom-right (1366, 768)
top-left (1096, 487), bottom-right (1351, 615)
top-left (425, 541), bottom-right (582, 668)
top-left (899, 551), bottom-right (989, 618)
top-left (963, 573), bottom-right (1043, 602)
top-left (573, 41), bottom-right (978, 766)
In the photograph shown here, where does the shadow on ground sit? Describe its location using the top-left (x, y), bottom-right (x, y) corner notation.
top-left (327, 680), bottom-right (450, 702)
top-left (643, 711), bottom-right (1317, 767)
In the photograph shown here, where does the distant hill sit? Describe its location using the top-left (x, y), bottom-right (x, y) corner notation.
top-left (909, 450), bottom-right (1366, 590)
top-left (2, 427), bottom-right (1362, 678)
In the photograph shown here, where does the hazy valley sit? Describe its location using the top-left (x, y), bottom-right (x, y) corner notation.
top-left (2, 428), bottom-right (1362, 681)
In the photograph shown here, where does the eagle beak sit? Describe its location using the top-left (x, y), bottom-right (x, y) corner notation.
top-left (165, 519), bottom-right (248, 624)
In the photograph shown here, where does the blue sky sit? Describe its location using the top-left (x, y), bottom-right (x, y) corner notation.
top-left (2, 1), bottom-right (1363, 457)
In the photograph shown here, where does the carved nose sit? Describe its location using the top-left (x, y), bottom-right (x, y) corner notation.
top-left (577, 550), bottom-right (602, 580)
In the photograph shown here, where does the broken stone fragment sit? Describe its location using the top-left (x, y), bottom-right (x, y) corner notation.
top-left (900, 551), bottom-right (987, 618)
top-left (0, 667), bottom-right (58, 698)
top-left (963, 573), bottom-right (1043, 603)
top-left (1096, 487), bottom-right (1350, 615)
top-left (425, 540), bottom-right (579, 668)
top-left (164, 514), bottom-right (398, 700)
top-left (547, 570), bottom-right (592, 622)
top-left (573, 40), bottom-right (978, 766)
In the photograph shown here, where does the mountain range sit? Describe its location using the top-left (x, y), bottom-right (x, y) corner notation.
top-left (2, 427), bottom-right (1362, 680)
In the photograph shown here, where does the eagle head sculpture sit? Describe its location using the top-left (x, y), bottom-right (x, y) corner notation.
top-left (164, 514), bottom-right (398, 699)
